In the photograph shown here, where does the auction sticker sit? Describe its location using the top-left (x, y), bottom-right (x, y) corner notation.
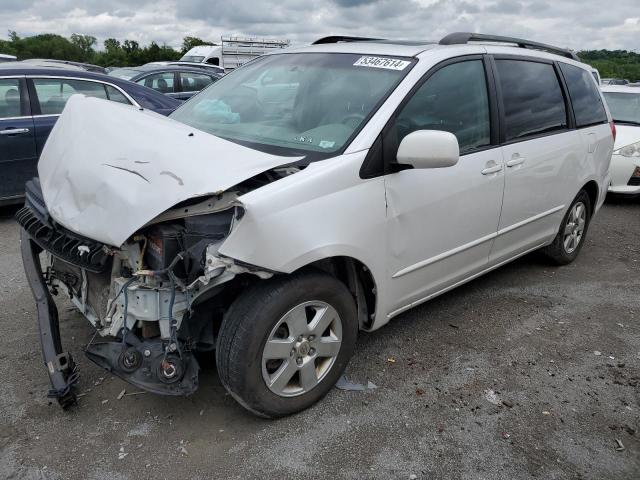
top-left (353, 56), bottom-right (410, 70)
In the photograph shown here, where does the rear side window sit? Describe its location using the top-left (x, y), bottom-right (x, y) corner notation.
top-left (495, 60), bottom-right (567, 141)
top-left (32, 79), bottom-right (107, 115)
top-left (138, 72), bottom-right (175, 93)
top-left (559, 63), bottom-right (608, 128)
top-left (0, 78), bottom-right (21, 118)
top-left (180, 72), bottom-right (215, 93)
top-left (105, 85), bottom-right (131, 105)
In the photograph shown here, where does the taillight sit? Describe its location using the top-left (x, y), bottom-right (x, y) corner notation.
top-left (610, 121), bottom-right (616, 142)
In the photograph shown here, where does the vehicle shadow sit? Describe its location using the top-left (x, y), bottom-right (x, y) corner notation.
top-left (605, 193), bottom-right (640, 206)
top-left (0, 204), bottom-right (21, 220)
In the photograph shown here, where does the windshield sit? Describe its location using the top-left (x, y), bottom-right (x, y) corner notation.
top-left (170, 53), bottom-right (414, 156)
top-left (603, 92), bottom-right (640, 125)
top-left (181, 55), bottom-right (205, 63)
top-left (109, 68), bottom-right (143, 80)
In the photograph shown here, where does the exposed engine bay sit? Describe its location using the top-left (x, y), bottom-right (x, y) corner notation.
top-left (18, 168), bottom-right (298, 401)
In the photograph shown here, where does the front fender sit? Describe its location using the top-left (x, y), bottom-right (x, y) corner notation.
top-left (218, 151), bottom-right (387, 296)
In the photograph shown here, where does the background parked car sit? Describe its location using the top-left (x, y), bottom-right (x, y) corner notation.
top-left (18, 58), bottom-right (107, 73)
top-left (109, 64), bottom-right (221, 100)
top-left (601, 78), bottom-right (629, 85)
top-left (601, 85), bottom-right (640, 194)
top-left (143, 61), bottom-right (225, 75)
top-left (0, 66), bottom-right (180, 204)
top-left (106, 64), bottom-right (156, 79)
top-left (0, 53), bottom-right (17, 63)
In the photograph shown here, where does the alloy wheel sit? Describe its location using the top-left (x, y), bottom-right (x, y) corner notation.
top-left (563, 201), bottom-right (586, 254)
top-left (261, 301), bottom-right (342, 397)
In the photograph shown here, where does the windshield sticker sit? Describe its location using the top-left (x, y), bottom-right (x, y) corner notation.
top-left (353, 56), bottom-right (410, 70)
top-left (294, 135), bottom-right (314, 144)
top-left (318, 140), bottom-right (335, 149)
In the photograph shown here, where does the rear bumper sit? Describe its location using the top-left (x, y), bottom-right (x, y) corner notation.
top-left (20, 229), bottom-right (78, 408)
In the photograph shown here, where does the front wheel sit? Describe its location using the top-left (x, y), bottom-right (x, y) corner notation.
top-left (216, 270), bottom-right (358, 418)
top-left (541, 190), bottom-right (592, 265)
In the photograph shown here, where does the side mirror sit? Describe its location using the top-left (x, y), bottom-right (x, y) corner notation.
top-left (396, 130), bottom-right (459, 169)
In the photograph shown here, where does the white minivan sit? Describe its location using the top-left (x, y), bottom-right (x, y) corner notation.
top-left (19, 33), bottom-right (614, 417)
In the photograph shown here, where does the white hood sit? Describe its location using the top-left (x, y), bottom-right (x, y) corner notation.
top-left (614, 124), bottom-right (640, 151)
top-left (38, 95), bottom-right (299, 246)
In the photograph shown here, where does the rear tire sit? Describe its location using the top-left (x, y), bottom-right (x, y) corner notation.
top-left (216, 270), bottom-right (358, 418)
top-left (541, 190), bottom-right (592, 265)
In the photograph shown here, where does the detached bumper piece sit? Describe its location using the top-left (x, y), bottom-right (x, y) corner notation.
top-left (20, 230), bottom-right (78, 408)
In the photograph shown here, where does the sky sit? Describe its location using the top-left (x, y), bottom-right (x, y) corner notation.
top-left (1, 0), bottom-right (639, 51)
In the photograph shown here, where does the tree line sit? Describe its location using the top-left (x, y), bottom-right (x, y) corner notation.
top-left (578, 50), bottom-right (640, 82)
top-left (1, 32), bottom-right (639, 80)
top-left (0, 32), bottom-right (213, 67)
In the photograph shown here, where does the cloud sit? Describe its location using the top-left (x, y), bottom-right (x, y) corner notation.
top-left (0, 0), bottom-right (637, 51)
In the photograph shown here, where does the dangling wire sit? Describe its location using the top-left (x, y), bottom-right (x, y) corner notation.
top-left (114, 276), bottom-right (137, 344)
top-left (163, 269), bottom-right (182, 362)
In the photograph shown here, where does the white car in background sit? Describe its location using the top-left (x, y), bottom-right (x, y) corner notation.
top-left (602, 86), bottom-right (640, 194)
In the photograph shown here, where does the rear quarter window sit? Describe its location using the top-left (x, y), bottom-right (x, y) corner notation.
top-left (559, 63), bottom-right (608, 128)
top-left (495, 59), bottom-right (567, 141)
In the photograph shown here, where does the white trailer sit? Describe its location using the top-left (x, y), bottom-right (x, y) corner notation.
top-left (179, 36), bottom-right (289, 71)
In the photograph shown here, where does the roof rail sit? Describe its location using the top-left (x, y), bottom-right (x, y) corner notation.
top-left (439, 32), bottom-right (579, 61)
top-left (312, 36), bottom-right (383, 45)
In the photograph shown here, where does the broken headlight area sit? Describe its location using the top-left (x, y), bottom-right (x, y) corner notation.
top-left (42, 206), bottom-right (257, 397)
top-left (18, 167), bottom-right (295, 406)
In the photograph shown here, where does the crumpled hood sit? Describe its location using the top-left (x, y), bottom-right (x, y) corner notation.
top-left (38, 95), bottom-right (299, 246)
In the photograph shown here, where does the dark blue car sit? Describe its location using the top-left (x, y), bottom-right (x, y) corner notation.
top-left (0, 66), bottom-right (181, 204)
top-left (109, 65), bottom-right (222, 101)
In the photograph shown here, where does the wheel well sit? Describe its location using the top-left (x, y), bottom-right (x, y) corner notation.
top-left (300, 257), bottom-right (377, 330)
top-left (582, 181), bottom-right (599, 216)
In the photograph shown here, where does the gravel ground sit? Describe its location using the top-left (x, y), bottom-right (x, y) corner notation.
top-left (0, 198), bottom-right (638, 480)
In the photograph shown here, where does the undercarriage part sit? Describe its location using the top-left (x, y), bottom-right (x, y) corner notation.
top-left (85, 333), bottom-right (199, 396)
top-left (50, 256), bottom-right (113, 326)
top-left (20, 230), bottom-right (78, 409)
top-left (106, 275), bottom-right (188, 339)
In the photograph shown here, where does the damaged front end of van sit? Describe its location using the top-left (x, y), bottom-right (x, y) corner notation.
top-left (17, 96), bottom-right (300, 407)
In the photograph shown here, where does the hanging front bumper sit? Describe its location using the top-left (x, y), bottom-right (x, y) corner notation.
top-left (20, 229), bottom-right (78, 408)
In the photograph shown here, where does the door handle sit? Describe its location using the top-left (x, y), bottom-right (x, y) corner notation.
top-left (0, 128), bottom-right (30, 136)
top-left (481, 162), bottom-right (503, 175)
top-left (506, 157), bottom-right (525, 167)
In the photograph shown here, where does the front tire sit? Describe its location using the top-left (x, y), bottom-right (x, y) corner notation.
top-left (541, 190), bottom-right (592, 265)
top-left (216, 270), bottom-right (358, 418)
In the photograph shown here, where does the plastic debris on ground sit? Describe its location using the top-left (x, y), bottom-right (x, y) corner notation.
top-left (484, 389), bottom-right (501, 406)
top-left (118, 447), bottom-right (128, 460)
top-left (335, 376), bottom-right (377, 391)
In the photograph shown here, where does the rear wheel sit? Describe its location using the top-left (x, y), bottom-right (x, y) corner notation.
top-left (216, 270), bottom-right (357, 418)
top-left (541, 190), bottom-right (592, 265)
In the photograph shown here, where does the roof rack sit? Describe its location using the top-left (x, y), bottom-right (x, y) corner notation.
top-left (312, 36), bottom-right (383, 45)
top-left (439, 32), bottom-right (579, 61)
